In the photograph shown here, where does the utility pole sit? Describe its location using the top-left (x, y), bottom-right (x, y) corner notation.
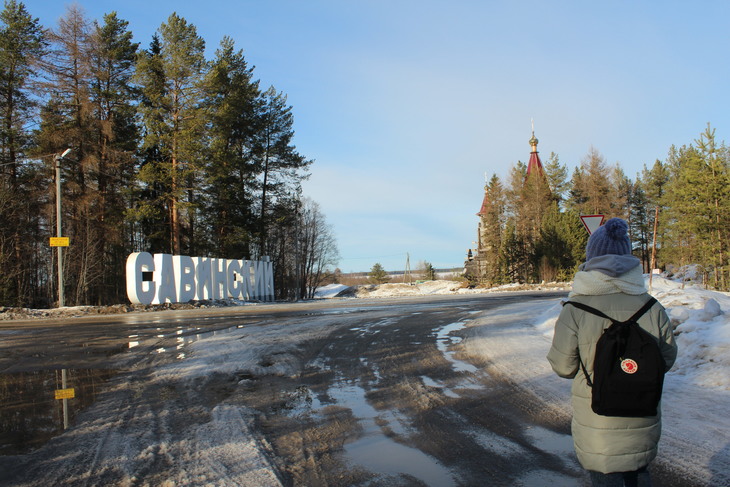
top-left (649, 206), bottom-right (659, 292)
top-left (54, 149), bottom-right (71, 307)
top-left (403, 253), bottom-right (412, 285)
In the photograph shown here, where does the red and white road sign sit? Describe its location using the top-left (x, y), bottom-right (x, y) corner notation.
top-left (580, 215), bottom-right (605, 235)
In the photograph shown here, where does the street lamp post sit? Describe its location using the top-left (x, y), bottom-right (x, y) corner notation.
top-left (55, 148), bottom-right (71, 307)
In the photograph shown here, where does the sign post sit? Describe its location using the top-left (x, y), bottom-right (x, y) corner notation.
top-left (580, 215), bottom-right (605, 235)
top-left (55, 369), bottom-right (74, 429)
top-left (53, 149), bottom-right (72, 307)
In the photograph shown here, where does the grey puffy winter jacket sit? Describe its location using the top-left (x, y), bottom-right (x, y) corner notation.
top-left (547, 292), bottom-right (677, 474)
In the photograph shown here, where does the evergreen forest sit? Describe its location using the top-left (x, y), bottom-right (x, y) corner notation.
top-left (0, 2), bottom-right (338, 307)
top-left (472, 124), bottom-right (730, 291)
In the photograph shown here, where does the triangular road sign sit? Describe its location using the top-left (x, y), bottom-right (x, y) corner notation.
top-left (580, 215), bottom-right (605, 235)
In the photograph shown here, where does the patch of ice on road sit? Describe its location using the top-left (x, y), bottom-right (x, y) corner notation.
top-left (435, 321), bottom-right (478, 374)
top-left (420, 375), bottom-right (460, 398)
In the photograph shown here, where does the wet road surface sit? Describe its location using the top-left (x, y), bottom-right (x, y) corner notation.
top-left (0, 292), bottom-right (705, 486)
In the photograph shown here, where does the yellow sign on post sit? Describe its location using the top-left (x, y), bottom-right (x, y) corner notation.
top-left (50, 237), bottom-right (70, 247)
top-left (55, 388), bottom-right (75, 400)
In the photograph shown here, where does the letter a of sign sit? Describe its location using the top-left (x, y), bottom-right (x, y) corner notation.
top-left (580, 215), bottom-right (605, 235)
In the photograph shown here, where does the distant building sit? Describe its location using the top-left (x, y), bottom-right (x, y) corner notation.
top-left (464, 129), bottom-right (549, 283)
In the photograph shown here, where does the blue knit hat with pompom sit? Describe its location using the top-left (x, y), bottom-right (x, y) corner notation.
top-left (585, 218), bottom-right (632, 261)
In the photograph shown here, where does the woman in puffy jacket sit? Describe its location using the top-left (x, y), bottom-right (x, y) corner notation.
top-left (547, 218), bottom-right (677, 487)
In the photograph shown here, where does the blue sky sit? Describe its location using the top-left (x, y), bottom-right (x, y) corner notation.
top-left (22, 1), bottom-right (730, 272)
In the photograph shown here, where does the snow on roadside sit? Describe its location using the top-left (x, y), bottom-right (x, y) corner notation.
top-left (511, 273), bottom-right (730, 485)
top-left (313, 283), bottom-right (351, 298)
top-left (534, 274), bottom-right (730, 391)
top-left (352, 280), bottom-right (569, 298)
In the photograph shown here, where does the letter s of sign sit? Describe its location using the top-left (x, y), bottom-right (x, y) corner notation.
top-left (126, 252), bottom-right (156, 305)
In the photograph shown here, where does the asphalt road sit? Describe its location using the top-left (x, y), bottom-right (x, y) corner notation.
top-left (0, 292), bottom-right (703, 486)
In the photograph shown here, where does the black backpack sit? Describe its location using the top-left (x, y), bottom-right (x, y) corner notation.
top-left (563, 297), bottom-right (666, 417)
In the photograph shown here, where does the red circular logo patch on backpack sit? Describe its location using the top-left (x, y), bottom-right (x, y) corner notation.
top-left (621, 358), bottom-right (638, 374)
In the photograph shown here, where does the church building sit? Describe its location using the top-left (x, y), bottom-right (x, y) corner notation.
top-left (464, 130), bottom-right (550, 283)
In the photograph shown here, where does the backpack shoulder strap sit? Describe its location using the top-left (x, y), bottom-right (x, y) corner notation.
top-left (562, 300), bottom-right (614, 322)
top-left (561, 300), bottom-right (606, 387)
top-left (626, 296), bottom-right (658, 324)
top-left (562, 296), bottom-right (658, 325)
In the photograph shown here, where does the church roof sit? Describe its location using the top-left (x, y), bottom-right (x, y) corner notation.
top-left (477, 190), bottom-right (490, 216)
top-left (526, 131), bottom-right (544, 176)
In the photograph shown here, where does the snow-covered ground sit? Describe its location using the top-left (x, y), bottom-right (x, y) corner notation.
top-left (313, 280), bottom-right (569, 299)
top-left (465, 273), bottom-right (730, 485)
top-left (155, 272), bottom-right (729, 485)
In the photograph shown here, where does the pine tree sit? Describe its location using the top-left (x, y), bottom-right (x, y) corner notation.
top-left (535, 203), bottom-right (585, 281)
top-left (570, 147), bottom-right (612, 215)
top-left (640, 159), bottom-right (670, 268)
top-left (543, 151), bottom-right (568, 206)
top-left (662, 144), bottom-right (701, 266)
top-left (0, 0), bottom-right (45, 306)
top-left (629, 180), bottom-right (651, 270)
top-left (254, 86), bottom-right (312, 256)
top-left (368, 263), bottom-right (390, 284)
top-left (661, 125), bottom-right (730, 288)
top-left (202, 36), bottom-right (260, 258)
top-left (87, 12), bottom-right (138, 302)
top-left (130, 34), bottom-right (168, 253)
top-left (608, 163), bottom-right (631, 220)
top-left (500, 220), bottom-right (529, 283)
top-left (566, 166), bottom-right (587, 213)
top-left (642, 159), bottom-right (670, 205)
top-left (694, 124), bottom-right (730, 288)
top-left (521, 163), bottom-right (552, 243)
top-left (479, 174), bottom-right (506, 285)
top-left (135, 13), bottom-right (206, 255)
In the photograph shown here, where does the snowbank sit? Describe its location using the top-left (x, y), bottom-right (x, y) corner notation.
top-left (312, 283), bottom-right (352, 298)
top-left (535, 274), bottom-right (730, 391)
top-left (356, 280), bottom-right (464, 297)
top-left (353, 280), bottom-right (570, 298)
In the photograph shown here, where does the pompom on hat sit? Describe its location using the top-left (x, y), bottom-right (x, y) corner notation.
top-left (585, 217), bottom-right (632, 261)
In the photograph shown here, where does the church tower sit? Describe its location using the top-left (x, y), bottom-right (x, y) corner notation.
top-left (526, 130), bottom-right (545, 178)
top-left (465, 126), bottom-right (551, 283)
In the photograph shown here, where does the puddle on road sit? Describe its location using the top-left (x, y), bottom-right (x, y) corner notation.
top-left (328, 381), bottom-right (457, 486)
top-left (524, 425), bottom-right (580, 472)
top-left (0, 322), bottom-right (248, 456)
top-left (283, 355), bottom-right (456, 486)
top-left (0, 368), bottom-right (118, 455)
top-left (131, 324), bottom-right (248, 359)
top-left (466, 423), bottom-right (581, 485)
